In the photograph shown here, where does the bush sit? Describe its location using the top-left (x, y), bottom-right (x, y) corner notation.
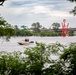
top-left (0, 42), bottom-right (76, 75)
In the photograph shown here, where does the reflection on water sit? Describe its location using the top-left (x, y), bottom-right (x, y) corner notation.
top-left (0, 36), bottom-right (76, 52)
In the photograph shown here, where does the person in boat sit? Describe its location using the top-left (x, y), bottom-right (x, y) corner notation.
top-left (25, 38), bottom-right (29, 42)
top-left (25, 38), bottom-right (34, 43)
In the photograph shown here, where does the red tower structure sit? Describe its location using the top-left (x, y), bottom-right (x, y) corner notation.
top-left (62, 19), bottom-right (69, 37)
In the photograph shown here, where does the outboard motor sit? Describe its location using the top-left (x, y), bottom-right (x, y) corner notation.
top-left (29, 41), bottom-right (34, 43)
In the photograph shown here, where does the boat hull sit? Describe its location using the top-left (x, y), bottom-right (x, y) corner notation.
top-left (18, 42), bottom-right (30, 45)
top-left (18, 41), bottom-right (34, 45)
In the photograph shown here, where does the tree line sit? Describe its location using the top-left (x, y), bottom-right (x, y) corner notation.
top-left (14, 22), bottom-right (61, 36)
top-left (0, 16), bottom-right (74, 39)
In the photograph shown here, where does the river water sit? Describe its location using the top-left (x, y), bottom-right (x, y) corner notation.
top-left (0, 36), bottom-right (76, 52)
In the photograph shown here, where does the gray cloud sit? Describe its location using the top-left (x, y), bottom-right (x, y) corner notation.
top-left (0, 0), bottom-right (76, 28)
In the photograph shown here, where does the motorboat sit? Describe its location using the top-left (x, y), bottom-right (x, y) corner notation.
top-left (18, 38), bottom-right (34, 45)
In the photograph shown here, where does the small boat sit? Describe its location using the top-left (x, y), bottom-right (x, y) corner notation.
top-left (18, 38), bottom-right (34, 45)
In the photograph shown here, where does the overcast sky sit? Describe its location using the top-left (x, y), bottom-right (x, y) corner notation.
top-left (0, 0), bottom-right (76, 28)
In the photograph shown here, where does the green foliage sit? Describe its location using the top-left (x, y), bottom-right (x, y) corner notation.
top-left (14, 25), bottom-right (33, 36)
top-left (68, 0), bottom-right (76, 2)
top-left (52, 23), bottom-right (60, 32)
top-left (0, 42), bottom-right (76, 75)
top-left (0, 51), bottom-right (27, 75)
top-left (1, 42), bottom-right (76, 75)
top-left (60, 43), bottom-right (76, 75)
top-left (70, 6), bottom-right (76, 16)
top-left (0, 17), bottom-right (15, 40)
top-left (68, 31), bottom-right (74, 36)
top-left (39, 31), bottom-right (51, 36)
top-left (50, 32), bottom-right (61, 36)
top-left (31, 22), bottom-right (42, 33)
top-left (15, 29), bottom-right (33, 36)
top-left (0, 42), bottom-right (64, 75)
top-left (39, 31), bottom-right (61, 36)
top-left (24, 42), bottom-right (64, 75)
top-left (0, 0), bottom-right (6, 5)
top-left (68, 0), bottom-right (76, 16)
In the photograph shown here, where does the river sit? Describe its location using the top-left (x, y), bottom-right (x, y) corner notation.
top-left (0, 36), bottom-right (76, 52)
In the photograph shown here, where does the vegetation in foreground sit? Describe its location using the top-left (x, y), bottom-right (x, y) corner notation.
top-left (0, 42), bottom-right (76, 75)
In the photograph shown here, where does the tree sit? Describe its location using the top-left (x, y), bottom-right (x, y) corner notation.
top-left (68, 30), bottom-right (74, 36)
top-left (41, 27), bottom-right (48, 32)
top-left (0, 42), bottom-right (64, 75)
top-left (52, 22), bottom-right (60, 32)
top-left (70, 6), bottom-right (76, 16)
top-left (0, 0), bottom-right (6, 5)
top-left (60, 43), bottom-right (76, 75)
top-left (68, 0), bottom-right (76, 2)
top-left (24, 42), bottom-right (64, 75)
top-left (14, 25), bottom-right (19, 30)
top-left (0, 16), bottom-right (15, 40)
top-left (31, 22), bottom-right (42, 33)
top-left (68, 0), bottom-right (76, 16)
